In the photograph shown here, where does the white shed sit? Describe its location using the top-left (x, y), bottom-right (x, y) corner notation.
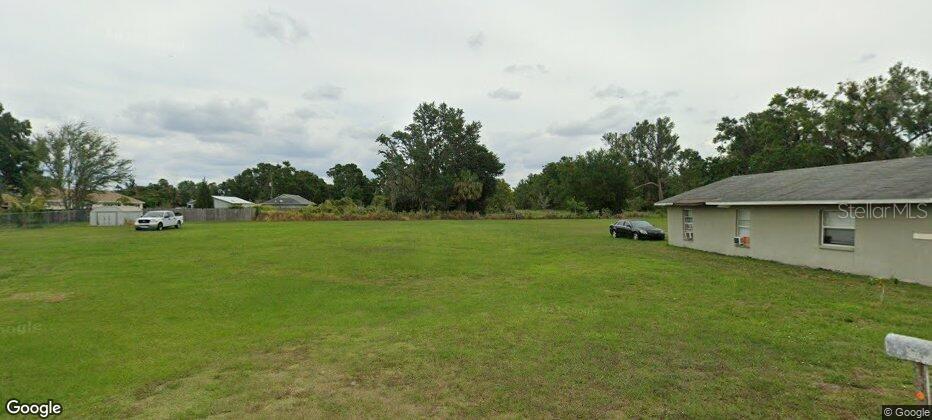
top-left (89, 205), bottom-right (143, 226)
top-left (212, 196), bottom-right (256, 209)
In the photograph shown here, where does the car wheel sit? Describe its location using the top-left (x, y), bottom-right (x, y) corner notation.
top-left (611, 229), bottom-right (618, 238)
top-left (633, 232), bottom-right (639, 240)
top-left (157, 223), bottom-right (163, 231)
top-left (176, 222), bottom-right (181, 229)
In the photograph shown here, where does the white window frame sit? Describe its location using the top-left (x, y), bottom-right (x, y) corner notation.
top-left (820, 209), bottom-right (855, 249)
top-left (682, 209), bottom-right (694, 241)
top-left (736, 208), bottom-right (751, 247)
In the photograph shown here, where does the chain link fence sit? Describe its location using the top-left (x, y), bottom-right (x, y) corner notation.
top-left (0, 210), bottom-right (90, 229)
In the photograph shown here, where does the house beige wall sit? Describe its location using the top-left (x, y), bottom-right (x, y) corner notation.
top-left (665, 204), bottom-right (932, 286)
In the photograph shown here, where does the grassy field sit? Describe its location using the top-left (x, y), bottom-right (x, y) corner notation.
top-left (1, 218), bottom-right (929, 417)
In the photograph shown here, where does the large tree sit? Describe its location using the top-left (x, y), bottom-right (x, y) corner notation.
top-left (712, 63), bottom-right (931, 176)
top-left (604, 116), bottom-right (680, 201)
top-left (327, 163), bottom-right (373, 205)
top-left (133, 179), bottom-right (178, 208)
top-left (194, 179), bottom-right (214, 208)
top-left (712, 88), bottom-right (841, 175)
top-left (668, 148), bottom-right (707, 196)
top-left (514, 149), bottom-right (630, 212)
top-left (373, 102), bottom-right (504, 212)
top-left (825, 62), bottom-right (931, 160)
top-left (34, 122), bottom-right (132, 209)
top-left (485, 179), bottom-right (516, 213)
top-left (0, 103), bottom-right (37, 194)
top-left (176, 180), bottom-right (197, 206)
top-left (515, 172), bottom-right (552, 210)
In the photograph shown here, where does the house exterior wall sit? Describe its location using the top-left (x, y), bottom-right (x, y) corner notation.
top-left (213, 198), bottom-right (232, 209)
top-left (665, 204), bottom-right (931, 286)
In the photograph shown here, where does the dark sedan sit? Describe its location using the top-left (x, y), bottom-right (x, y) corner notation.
top-left (609, 219), bottom-right (665, 240)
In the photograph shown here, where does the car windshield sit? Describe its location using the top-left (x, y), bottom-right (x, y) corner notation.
top-left (142, 212), bottom-right (163, 217)
top-left (630, 221), bottom-right (654, 229)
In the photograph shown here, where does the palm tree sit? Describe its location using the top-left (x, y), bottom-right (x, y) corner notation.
top-left (451, 170), bottom-right (483, 211)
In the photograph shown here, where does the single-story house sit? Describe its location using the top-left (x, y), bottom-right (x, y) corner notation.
top-left (37, 189), bottom-right (144, 210)
top-left (655, 156), bottom-right (931, 286)
top-left (261, 194), bottom-right (314, 209)
top-left (212, 196), bottom-right (256, 209)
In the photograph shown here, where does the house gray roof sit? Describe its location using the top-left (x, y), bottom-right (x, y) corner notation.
top-left (656, 156), bottom-right (932, 206)
top-left (262, 194), bottom-right (313, 206)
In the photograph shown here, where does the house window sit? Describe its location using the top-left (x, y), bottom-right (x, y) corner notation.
top-left (683, 209), bottom-right (694, 241)
top-left (821, 210), bottom-right (855, 247)
top-left (736, 209), bottom-right (750, 247)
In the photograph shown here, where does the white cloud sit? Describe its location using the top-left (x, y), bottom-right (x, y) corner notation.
top-left (0, 0), bottom-right (929, 185)
top-left (857, 52), bottom-right (877, 63)
top-left (548, 91), bottom-right (673, 137)
top-left (488, 88), bottom-right (521, 101)
top-left (120, 98), bottom-right (268, 137)
top-left (592, 85), bottom-right (629, 99)
top-left (245, 9), bottom-right (309, 44)
top-left (302, 84), bottom-right (344, 101)
top-left (292, 107), bottom-right (318, 120)
top-left (504, 64), bottom-right (548, 76)
top-left (467, 32), bottom-right (485, 49)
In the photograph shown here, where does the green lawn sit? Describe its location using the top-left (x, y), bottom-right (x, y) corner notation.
top-left (1, 219), bottom-right (929, 417)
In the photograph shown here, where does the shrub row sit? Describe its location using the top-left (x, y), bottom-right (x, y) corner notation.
top-left (255, 199), bottom-right (659, 222)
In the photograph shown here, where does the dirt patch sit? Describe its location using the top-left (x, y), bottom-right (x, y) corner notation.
top-left (4, 291), bottom-right (71, 303)
top-left (125, 344), bottom-right (438, 418)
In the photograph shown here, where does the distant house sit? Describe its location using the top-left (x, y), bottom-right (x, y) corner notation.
top-left (261, 194), bottom-right (313, 209)
top-left (0, 193), bottom-right (15, 210)
top-left (212, 196), bottom-right (256, 209)
top-left (40, 190), bottom-right (143, 210)
top-left (655, 156), bottom-right (931, 286)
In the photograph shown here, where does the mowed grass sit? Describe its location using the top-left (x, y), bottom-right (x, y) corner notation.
top-left (0, 219), bottom-right (929, 418)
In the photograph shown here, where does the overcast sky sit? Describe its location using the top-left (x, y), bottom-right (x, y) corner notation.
top-left (1, 1), bottom-right (930, 185)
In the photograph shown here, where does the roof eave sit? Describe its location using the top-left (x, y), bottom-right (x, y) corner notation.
top-left (660, 198), bottom-right (932, 207)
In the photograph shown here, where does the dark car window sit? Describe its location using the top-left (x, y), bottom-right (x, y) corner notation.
top-left (631, 221), bottom-right (654, 229)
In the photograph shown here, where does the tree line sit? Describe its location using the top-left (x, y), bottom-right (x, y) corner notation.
top-left (2, 63), bottom-right (928, 213)
top-left (516, 63), bottom-right (930, 212)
